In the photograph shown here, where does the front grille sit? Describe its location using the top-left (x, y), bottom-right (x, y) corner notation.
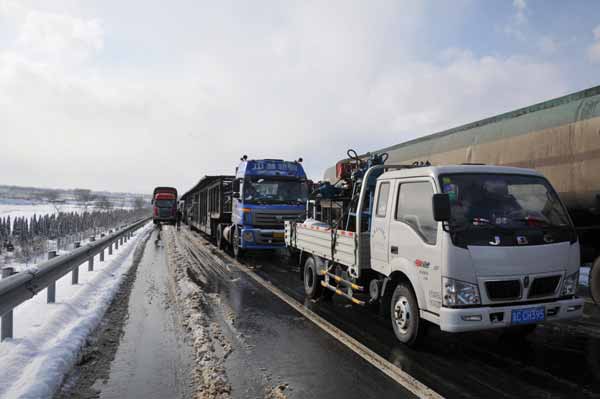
top-left (528, 275), bottom-right (561, 298)
top-left (253, 211), bottom-right (304, 228)
top-left (486, 280), bottom-right (521, 301)
top-left (254, 231), bottom-right (285, 245)
top-left (159, 208), bottom-right (173, 218)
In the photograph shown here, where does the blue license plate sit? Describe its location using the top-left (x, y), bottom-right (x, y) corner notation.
top-left (511, 306), bottom-right (545, 325)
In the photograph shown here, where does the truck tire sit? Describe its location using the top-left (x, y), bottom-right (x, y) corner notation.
top-left (233, 226), bottom-right (244, 259)
top-left (591, 258), bottom-right (600, 305)
top-left (304, 256), bottom-right (323, 299)
top-left (390, 282), bottom-right (423, 346)
top-left (216, 224), bottom-right (225, 250)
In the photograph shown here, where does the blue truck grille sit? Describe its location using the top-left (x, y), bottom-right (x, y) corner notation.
top-left (252, 211), bottom-right (304, 228)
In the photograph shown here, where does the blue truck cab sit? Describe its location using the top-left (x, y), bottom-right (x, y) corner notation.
top-left (229, 157), bottom-right (308, 256)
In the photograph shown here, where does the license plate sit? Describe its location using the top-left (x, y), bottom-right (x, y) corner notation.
top-left (273, 232), bottom-right (284, 239)
top-left (511, 306), bottom-right (545, 325)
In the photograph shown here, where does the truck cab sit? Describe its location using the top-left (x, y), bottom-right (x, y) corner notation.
top-left (371, 165), bottom-right (584, 341)
top-left (152, 186), bottom-right (178, 225)
top-left (230, 157), bottom-right (308, 256)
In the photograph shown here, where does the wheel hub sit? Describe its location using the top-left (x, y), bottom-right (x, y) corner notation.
top-left (393, 296), bottom-right (411, 333)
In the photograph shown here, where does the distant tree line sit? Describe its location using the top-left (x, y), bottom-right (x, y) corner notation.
top-left (0, 208), bottom-right (150, 263)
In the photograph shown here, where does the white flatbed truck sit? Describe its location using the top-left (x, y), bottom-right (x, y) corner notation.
top-left (285, 164), bottom-right (584, 346)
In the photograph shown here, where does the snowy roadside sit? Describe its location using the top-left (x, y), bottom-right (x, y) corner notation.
top-left (0, 222), bottom-right (153, 399)
top-left (164, 228), bottom-right (232, 399)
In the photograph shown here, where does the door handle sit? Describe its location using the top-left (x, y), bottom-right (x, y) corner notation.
top-left (390, 246), bottom-right (398, 255)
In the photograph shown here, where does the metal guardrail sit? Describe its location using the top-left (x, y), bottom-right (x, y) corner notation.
top-left (0, 217), bottom-right (151, 340)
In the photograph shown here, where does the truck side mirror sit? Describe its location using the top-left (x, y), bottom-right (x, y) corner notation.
top-left (432, 194), bottom-right (451, 222)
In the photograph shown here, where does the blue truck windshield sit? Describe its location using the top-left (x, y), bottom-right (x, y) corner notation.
top-left (243, 178), bottom-right (308, 204)
top-left (439, 173), bottom-right (572, 230)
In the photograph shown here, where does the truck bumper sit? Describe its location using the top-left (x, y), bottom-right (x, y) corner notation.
top-left (240, 228), bottom-right (286, 249)
top-left (153, 218), bottom-right (175, 224)
top-left (439, 297), bottom-right (585, 333)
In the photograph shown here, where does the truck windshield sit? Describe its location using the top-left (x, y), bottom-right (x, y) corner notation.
top-left (439, 173), bottom-right (572, 230)
top-left (155, 199), bottom-right (175, 208)
top-left (243, 178), bottom-right (308, 204)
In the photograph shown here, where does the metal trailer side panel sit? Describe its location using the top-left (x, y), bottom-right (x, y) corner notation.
top-left (183, 175), bottom-right (234, 236)
top-left (285, 223), bottom-right (371, 269)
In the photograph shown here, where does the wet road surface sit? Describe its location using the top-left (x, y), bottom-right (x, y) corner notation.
top-left (181, 227), bottom-right (600, 399)
top-left (83, 229), bottom-right (194, 399)
top-left (177, 229), bottom-right (416, 399)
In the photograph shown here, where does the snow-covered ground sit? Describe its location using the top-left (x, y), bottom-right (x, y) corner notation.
top-left (0, 222), bottom-right (152, 399)
top-left (1, 202), bottom-right (92, 221)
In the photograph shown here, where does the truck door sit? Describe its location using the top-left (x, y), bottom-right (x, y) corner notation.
top-left (388, 179), bottom-right (443, 314)
top-left (371, 180), bottom-right (393, 272)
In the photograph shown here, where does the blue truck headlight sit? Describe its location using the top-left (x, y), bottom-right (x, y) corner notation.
top-left (443, 277), bottom-right (481, 307)
top-left (561, 271), bottom-right (579, 296)
top-left (242, 231), bottom-right (254, 243)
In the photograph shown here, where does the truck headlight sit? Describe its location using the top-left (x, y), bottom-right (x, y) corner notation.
top-left (242, 231), bottom-right (254, 243)
top-left (443, 277), bottom-right (481, 307)
top-left (561, 271), bottom-right (579, 296)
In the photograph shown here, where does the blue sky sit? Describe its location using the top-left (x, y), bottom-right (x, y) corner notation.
top-left (0, 0), bottom-right (599, 193)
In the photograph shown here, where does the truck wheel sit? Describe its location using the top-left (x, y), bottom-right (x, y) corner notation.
top-left (304, 256), bottom-right (323, 299)
top-left (591, 258), bottom-right (600, 305)
top-left (233, 227), bottom-right (244, 259)
top-left (390, 282), bottom-right (423, 346)
top-left (216, 224), bottom-right (225, 250)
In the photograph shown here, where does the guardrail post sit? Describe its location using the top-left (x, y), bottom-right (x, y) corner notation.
top-left (115, 239), bottom-right (119, 250)
top-left (1, 267), bottom-right (16, 340)
top-left (88, 255), bottom-right (94, 272)
top-left (109, 242), bottom-right (113, 255)
top-left (47, 251), bottom-right (57, 303)
top-left (72, 262), bottom-right (79, 285)
top-left (100, 248), bottom-right (105, 262)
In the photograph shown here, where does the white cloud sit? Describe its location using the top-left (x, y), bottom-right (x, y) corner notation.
top-left (0, 1), bottom-right (571, 192)
top-left (504, 0), bottom-right (528, 40)
top-left (588, 25), bottom-right (600, 63)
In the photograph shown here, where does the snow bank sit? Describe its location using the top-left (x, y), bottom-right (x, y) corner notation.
top-left (0, 223), bottom-right (152, 399)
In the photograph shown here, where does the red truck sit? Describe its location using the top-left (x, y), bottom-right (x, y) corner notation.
top-left (152, 187), bottom-right (178, 225)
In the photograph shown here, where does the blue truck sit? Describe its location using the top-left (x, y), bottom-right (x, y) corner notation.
top-left (181, 156), bottom-right (308, 257)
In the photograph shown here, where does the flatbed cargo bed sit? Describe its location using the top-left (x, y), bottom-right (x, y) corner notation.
top-left (285, 221), bottom-right (371, 270)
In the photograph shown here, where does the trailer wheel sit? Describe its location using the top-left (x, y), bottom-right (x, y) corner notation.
top-left (304, 256), bottom-right (323, 299)
top-left (390, 282), bottom-right (423, 346)
top-left (591, 257), bottom-right (600, 305)
top-left (216, 224), bottom-right (225, 250)
top-left (233, 226), bottom-right (244, 259)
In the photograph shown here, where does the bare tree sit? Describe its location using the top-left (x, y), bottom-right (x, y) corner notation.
top-left (74, 188), bottom-right (96, 213)
top-left (43, 189), bottom-right (63, 214)
top-left (133, 196), bottom-right (147, 210)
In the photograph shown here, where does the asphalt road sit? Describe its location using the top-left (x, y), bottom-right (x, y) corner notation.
top-left (57, 229), bottom-right (194, 399)
top-left (57, 226), bottom-right (600, 399)
top-left (177, 228), bottom-right (416, 399)
top-left (181, 227), bottom-right (600, 399)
